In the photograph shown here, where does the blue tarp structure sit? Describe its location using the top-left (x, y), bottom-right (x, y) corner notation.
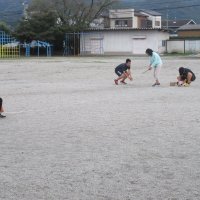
top-left (23, 40), bottom-right (53, 57)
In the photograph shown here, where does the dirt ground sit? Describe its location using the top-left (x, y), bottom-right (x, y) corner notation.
top-left (0, 56), bottom-right (200, 200)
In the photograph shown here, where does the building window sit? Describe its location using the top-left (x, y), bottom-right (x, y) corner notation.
top-left (162, 40), bottom-right (166, 47)
top-left (147, 20), bottom-right (152, 28)
top-left (155, 21), bottom-right (160, 26)
top-left (115, 20), bottom-right (128, 27)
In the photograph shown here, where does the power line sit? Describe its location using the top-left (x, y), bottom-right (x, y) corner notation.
top-left (153, 4), bottom-right (200, 11)
top-left (119, 0), bottom-right (191, 8)
top-left (108, 4), bottom-right (200, 14)
top-left (126, 0), bottom-right (194, 5)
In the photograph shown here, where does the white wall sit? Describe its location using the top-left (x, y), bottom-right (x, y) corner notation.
top-left (147, 16), bottom-right (161, 28)
top-left (110, 19), bottom-right (116, 29)
top-left (109, 9), bottom-right (134, 19)
top-left (154, 16), bottom-right (162, 28)
top-left (167, 40), bottom-right (200, 53)
top-left (151, 16), bottom-right (160, 28)
top-left (133, 16), bottom-right (138, 28)
top-left (81, 30), bottom-right (169, 55)
top-left (185, 40), bottom-right (200, 53)
top-left (167, 41), bottom-right (185, 53)
top-left (80, 33), bottom-right (104, 55)
top-left (102, 31), bottom-right (160, 54)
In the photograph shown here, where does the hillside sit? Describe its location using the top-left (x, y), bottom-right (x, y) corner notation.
top-left (0, 0), bottom-right (199, 26)
top-left (0, 0), bottom-right (30, 26)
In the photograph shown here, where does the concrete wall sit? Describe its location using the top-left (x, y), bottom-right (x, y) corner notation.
top-left (166, 40), bottom-right (185, 53)
top-left (167, 39), bottom-right (200, 53)
top-left (185, 40), bottom-right (200, 53)
top-left (80, 30), bottom-right (169, 55)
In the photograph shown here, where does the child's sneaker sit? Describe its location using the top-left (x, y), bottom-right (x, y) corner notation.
top-left (120, 80), bottom-right (127, 85)
top-left (183, 83), bottom-right (190, 87)
top-left (114, 79), bottom-right (118, 85)
top-left (152, 82), bottom-right (160, 87)
top-left (0, 114), bottom-right (6, 118)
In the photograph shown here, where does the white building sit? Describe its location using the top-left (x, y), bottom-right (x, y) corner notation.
top-left (92, 9), bottom-right (162, 29)
top-left (140, 9), bottom-right (162, 29)
top-left (79, 28), bottom-right (169, 55)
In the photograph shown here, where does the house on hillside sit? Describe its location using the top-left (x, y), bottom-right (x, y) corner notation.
top-left (108, 9), bottom-right (162, 29)
top-left (162, 19), bottom-right (196, 35)
top-left (139, 9), bottom-right (162, 29)
top-left (91, 8), bottom-right (162, 29)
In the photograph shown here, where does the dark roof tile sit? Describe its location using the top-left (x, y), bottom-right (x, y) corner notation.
top-left (178, 24), bottom-right (200, 30)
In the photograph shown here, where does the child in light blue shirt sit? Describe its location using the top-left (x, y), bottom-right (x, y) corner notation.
top-left (146, 48), bottom-right (163, 87)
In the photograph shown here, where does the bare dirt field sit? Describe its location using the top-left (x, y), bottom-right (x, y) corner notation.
top-left (0, 56), bottom-right (200, 200)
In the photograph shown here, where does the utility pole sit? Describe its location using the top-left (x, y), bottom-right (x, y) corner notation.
top-left (166, 5), bottom-right (169, 29)
top-left (22, 0), bottom-right (28, 20)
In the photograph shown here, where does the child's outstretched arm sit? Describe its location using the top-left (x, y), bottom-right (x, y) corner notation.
top-left (124, 70), bottom-right (133, 81)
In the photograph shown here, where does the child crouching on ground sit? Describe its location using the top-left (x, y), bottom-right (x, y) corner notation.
top-left (114, 58), bottom-right (133, 85)
top-left (177, 67), bottom-right (196, 86)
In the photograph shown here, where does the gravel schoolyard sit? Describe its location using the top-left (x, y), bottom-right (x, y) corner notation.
top-left (0, 56), bottom-right (200, 200)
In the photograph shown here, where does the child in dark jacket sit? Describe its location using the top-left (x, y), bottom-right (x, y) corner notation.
top-left (177, 67), bottom-right (196, 86)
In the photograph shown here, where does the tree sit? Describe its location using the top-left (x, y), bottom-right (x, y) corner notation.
top-left (51, 0), bottom-right (117, 31)
top-left (0, 21), bottom-right (11, 34)
top-left (14, 0), bottom-right (117, 49)
top-left (26, 0), bottom-right (117, 31)
top-left (15, 10), bottom-right (59, 42)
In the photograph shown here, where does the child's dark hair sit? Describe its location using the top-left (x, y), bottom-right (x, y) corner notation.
top-left (126, 58), bottom-right (131, 63)
top-left (179, 67), bottom-right (185, 75)
top-left (146, 48), bottom-right (153, 56)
